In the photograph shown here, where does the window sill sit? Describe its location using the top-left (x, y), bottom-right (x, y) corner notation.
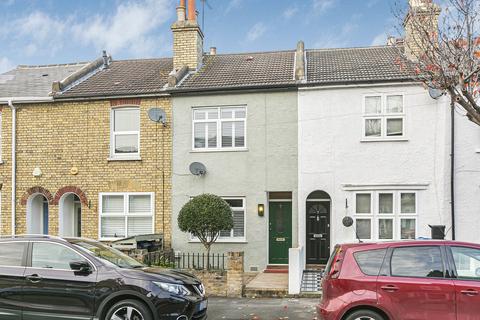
top-left (190, 148), bottom-right (249, 154)
top-left (107, 156), bottom-right (142, 162)
top-left (361, 137), bottom-right (409, 143)
top-left (189, 239), bottom-right (247, 244)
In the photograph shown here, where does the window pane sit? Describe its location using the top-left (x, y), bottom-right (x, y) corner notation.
top-left (356, 194), bottom-right (371, 214)
top-left (365, 119), bottom-right (381, 137)
top-left (233, 210), bottom-right (245, 237)
top-left (0, 243), bottom-right (26, 267)
top-left (127, 217), bottom-right (153, 236)
top-left (401, 193), bottom-right (416, 213)
top-left (451, 247), bottom-right (480, 280)
top-left (379, 219), bottom-right (393, 239)
top-left (387, 118), bottom-right (403, 136)
top-left (207, 122), bottom-right (217, 148)
top-left (387, 95), bottom-right (403, 113)
top-left (234, 121), bottom-right (245, 147)
top-left (401, 219), bottom-right (416, 239)
top-left (235, 108), bottom-right (246, 119)
top-left (222, 122), bottom-right (233, 147)
top-left (114, 109), bottom-right (140, 132)
top-left (225, 199), bottom-right (243, 208)
top-left (221, 109), bottom-right (233, 119)
top-left (356, 219), bottom-right (371, 239)
top-left (391, 246), bottom-right (443, 278)
top-left (193, 110), bottom-right (206, 120)
top-left (354, 249), bottom-right (387, 276)
top-left (365, 96), bottom-right (382, 114)
top-left (379, 193), bottom-right (393, 214)
top-left (102, 195), bottom-right (124, 213)
top-left (101, 217), bottom-right (125, 238)
top-left (32, 243), bottom-right (86, 270)
top-left (129, 195), bottom-right (151, 213)
top-left (115, 134), bottom-right (138, 154)
top-left (219, 230), bottom-right (232, 237)
top-left (207, 109), bottom-right (218, 119)
top-left (194, 123), bottom-right (206, 148)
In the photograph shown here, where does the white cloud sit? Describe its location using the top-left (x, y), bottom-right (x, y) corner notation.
top-left (0, 57), bottom-right (14, 74)
top-left (225, 0), bottom-right (243, 14)
top-left (72, 0), bottom-right (173, 57)
top-left (313, 0), bottom-right (336, 14)
top-left (283, 6), bottom-right (299, 19)
top-left (246, 22), bottom-right (266, 42)
top-left (371, 32), bottom-right (388, 46)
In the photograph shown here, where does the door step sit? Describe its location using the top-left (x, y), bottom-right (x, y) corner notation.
top-left (264, 265), bottom-right (289, 273)
top-left (300, 270), bottom-right (323, 294)
top-left (306, 264), bottom-right (326, 271)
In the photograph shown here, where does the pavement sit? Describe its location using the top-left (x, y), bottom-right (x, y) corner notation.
top-left (207, 297), bottom-right (319, 320)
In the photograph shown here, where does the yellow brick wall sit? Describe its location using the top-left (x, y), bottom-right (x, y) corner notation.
top-left (0, 98), bottom-right (173, 247)
top-left (172, 22), bottom-right (204, 71)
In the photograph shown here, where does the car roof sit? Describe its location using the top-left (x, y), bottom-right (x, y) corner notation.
top-left (338, 240), bottom-right (480, 251)
top-left (0, 235), bottom-right (70, 243)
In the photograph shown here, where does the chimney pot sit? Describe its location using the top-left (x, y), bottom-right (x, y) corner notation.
top-left (187, 0), bottom-right (197, 22)
top-left (387, 36), bottom-right (396, 46)
top-left (210, 47), bottom-right (217, 55)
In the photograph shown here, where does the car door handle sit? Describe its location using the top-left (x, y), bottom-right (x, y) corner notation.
top-left (26, 274), bottom-right (42, 283)
top-left (381, 285), bottom-right (399, 292)
top-left (461, 289), bottom-right (479, 296)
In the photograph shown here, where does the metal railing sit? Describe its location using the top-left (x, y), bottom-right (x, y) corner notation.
top-left (144, 250), bottom-right (227, 271)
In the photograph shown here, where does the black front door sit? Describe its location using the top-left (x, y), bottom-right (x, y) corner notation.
top-left (22, 242), bottom-right (96, 320)
top-left (306, 201), bottom-right (330, 264)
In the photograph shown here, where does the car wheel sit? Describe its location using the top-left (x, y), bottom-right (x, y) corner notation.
top-left (344, 309), bottom-right (385, 320)
top-left (105, 299), bottom-right (152, 320)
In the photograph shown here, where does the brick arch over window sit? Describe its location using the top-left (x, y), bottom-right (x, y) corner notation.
top-left (20, 186), bottom-right (54, 206)
top-left (52, 186), bottom-right (88, 206)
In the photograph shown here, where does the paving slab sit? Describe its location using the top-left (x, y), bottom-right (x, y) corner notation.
top-left (207, 297), bottom-right (319, 320)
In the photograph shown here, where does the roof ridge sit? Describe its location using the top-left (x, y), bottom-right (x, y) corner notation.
top-left (205, 49), bottom-right (296, 57)
top-left (17, 62), bottom-right (89, 69)
top-left (111, 57), bottom-right (172, 63)
top-left (306, 45), bottom-right (403, 52)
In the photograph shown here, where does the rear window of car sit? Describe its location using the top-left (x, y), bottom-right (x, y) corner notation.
top-left (391, 246), bottom-right (444, 278)
top-left (0, 242), bottom-right (26, 267)
top-left (324, 246), bottom-right (340, 275)
top-left (354, 249), bottom-right (387, 276)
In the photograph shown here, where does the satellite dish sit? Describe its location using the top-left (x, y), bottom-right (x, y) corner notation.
top-left (148, 108), bottom-right (167, 126)
top-left (189, 162), bottom-right (207, 176)
top-left (428, 86), bottom-right (444, 100)
top-left (342, 216), bottom-right (354, 228)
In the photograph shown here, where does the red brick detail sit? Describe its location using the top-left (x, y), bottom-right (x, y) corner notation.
top-left (110, 98), bottom-right (141, 107)
top-left (20, 186), bottom-right (54, 206)
top-left (52, 186), bottom-right (88, 206)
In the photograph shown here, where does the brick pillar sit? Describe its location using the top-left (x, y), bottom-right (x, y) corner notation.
top-left (226, 251), bottom-right (244, 297)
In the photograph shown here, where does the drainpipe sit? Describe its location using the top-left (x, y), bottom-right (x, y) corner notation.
top-left (7, 100), bottom-right (16, 236)
top-left (450, 99), bottom-right (456, 240)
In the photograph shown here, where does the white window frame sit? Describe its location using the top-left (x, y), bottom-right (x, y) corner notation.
top-left (110, 107), bottom-right (141, 159)
top-left (354, 191), bottom-right (417, 241)
top-left (192, 106), bottom-right (247, 151)
top-left (98, 192), bottom-right (154, 241)
top-left (189, 196), bottom-right (247, 243)
top-left (362, 94), bottom-right (406, 140)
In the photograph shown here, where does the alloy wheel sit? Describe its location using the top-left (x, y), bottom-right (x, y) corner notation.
top-left (110, 306), bottom-right (144, 320)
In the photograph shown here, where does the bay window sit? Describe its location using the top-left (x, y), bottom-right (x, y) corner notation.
top-left (355, 191), bottom-right (417, 241)
top-left (363, 94), bottom-right (405, 139)
top-left (99, 193), bottom-right (154, 240)
top-left (193, 106), bottom-right (246, 150)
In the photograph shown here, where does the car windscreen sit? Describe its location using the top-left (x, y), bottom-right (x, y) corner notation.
top-left (72, 240), bottom-right (144, 269)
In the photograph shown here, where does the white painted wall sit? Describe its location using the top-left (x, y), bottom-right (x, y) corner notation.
top-left (298, 84), bottom-right (452, 250)
top-left (59, 193), bottom-right (75, 237)
top-left (27, 194), bottom-right (45, 234)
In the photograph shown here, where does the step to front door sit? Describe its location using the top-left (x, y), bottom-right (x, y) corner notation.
top-left (264, 265), bottom-right (289, 273)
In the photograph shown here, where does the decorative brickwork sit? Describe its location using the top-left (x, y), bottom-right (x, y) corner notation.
top-left (110, 98), bottom-right (141, 107)
top-left (20, 186), bottom-right (54, 206)
top-left (52, 186), bottom-right (88, 206)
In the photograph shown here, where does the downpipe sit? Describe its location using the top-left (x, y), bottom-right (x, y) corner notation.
top-left (7, 100), bottom-right (16, 236)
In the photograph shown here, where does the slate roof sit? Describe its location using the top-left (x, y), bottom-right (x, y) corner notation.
top-left (0, 63), bottom-right (87, 98)
top-left (178, 50), bottom-right (296, 91)
top-left (57, 58), bottom-right (173, 99)
top-left (306, 46), bottom-right (413, 85)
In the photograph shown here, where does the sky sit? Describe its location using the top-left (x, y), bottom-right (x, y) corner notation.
top-left (0, 0), bottom-right (402, 73)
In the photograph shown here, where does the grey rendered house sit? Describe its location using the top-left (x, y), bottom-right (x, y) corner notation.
top-left (170, 50), bottom-right (300, 272)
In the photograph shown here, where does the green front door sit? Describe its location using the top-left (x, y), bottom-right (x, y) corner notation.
top-left (268, 202), bottom-right (292, 264)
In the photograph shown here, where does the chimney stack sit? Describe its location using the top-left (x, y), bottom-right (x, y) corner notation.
top-left (210, 47), bottom-right (217, 55)
top-left (404, 0), bottom-right (441, 60)
top-left (295, 41), bottom-right (306, 82)
top-left (172, 0), bottom-right (204, 71)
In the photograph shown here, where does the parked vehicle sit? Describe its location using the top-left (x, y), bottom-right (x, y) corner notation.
top-left (0, 235), bottom-right (207, 320)
top-left (318, 240), bottom-right (480, 320)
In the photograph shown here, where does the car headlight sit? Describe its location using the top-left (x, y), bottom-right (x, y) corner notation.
top-left (153, 282), bottom-right (192, 296)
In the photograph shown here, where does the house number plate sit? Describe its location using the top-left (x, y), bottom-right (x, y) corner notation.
top-left (276, 238), bottom-right (286, 242)
top-left (313, 234), bottom-right (323, 238)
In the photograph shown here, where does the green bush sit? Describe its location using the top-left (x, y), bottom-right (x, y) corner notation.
top-left (178, 194), bottom-right (233, 260)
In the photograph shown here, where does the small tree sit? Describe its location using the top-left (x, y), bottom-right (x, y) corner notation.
top-left (178, 194), bottom-right (233, 267)
top-left (395, 0), bottom-right (480, 126)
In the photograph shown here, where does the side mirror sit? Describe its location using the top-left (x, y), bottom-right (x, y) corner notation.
top-left (70, 261), bottom-right (92, 274)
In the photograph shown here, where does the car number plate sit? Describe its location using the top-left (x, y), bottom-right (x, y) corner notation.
top-left (198, 300), bottom-right (208, 311)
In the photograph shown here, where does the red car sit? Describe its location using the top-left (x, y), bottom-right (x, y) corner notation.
top-left (318, 240), bottom-right (480, 320)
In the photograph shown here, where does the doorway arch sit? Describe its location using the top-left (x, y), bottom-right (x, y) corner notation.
top-left (306, 190), bottom-right (331, 265)
top-left (27, 194), bottom-right (49, 235)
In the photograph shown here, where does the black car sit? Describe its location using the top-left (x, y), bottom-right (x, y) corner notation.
top-left (0, 235), bottom-right (207, 320)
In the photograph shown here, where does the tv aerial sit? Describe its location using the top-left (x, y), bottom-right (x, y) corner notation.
top-left (189, 162), bottom-right (207, 176)
top-left (148, 108), bottom-right (167, 127)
